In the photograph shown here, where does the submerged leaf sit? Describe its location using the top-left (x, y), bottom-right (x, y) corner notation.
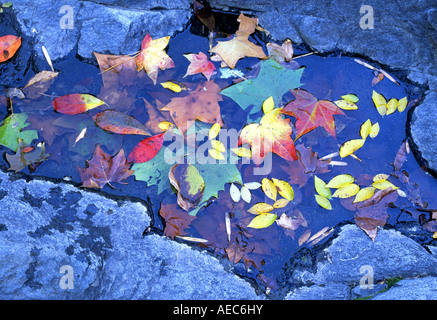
top-left (93, 110), bottom-right (151, 135)
top-left (77, 146), bottom-right (133, 189)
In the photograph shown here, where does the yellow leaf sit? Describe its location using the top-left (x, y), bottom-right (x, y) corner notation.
top-left (326, 174), bottom-right (355, 189)
top-left (360, 119), bottom-right (372, 139)
top-left (208, 123), bottom-right (221, 140)
top-left (373, 173), bottom-right (389, 182)
top-left (262, 178), bottom-right (277, 201)
top-left (231, 147), bottom-right (251, 158)
top-left (339, 139), bottom-right (365, 158)
top-left (247, 213), bottom-right (277, 229)
top-left (397, 97), bottom-right (408, 112)
top-left (158, 121), bottom-right (174, 131)
top-left (210, 139), bottom-right (225, 152)
top-left (272, 178), bottom-right (294, 201)
top-left (334, 99), bottom-right (358, 110)
top-left (377, 105), bottom-right (387, 116)
top-left (208, 148), bottom-right (225, 160)
top-left (433, 231), bottom-right (437, 239)
top-left (248, 202), bottom-right (274, 214)
top-left (372, 90), bottom-right (387, 108)
top-left (353, 187), bottom-right (376, 203)
top-left (341, 94), bottom-right (359, 104)
top-left (369, 122), bottom-right (380, 138)
top-left (160, 81), bottom-right (183, 93)
top-left (372, 180), bottom-right (399, 190)
top-left (262, 96), bottom-right (274, 114)
top-left (273, 198), bottom-right (290, 208)
top-left (332, 183), bottom-right (360, 198)
top-left (315, 194), bottom-right (332, 210)
top-left (387, 98), bottom-right (398, 115)
top-left (314, 175), bottom-right (331, 199)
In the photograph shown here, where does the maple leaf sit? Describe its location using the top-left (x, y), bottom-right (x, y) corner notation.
top-left (283, 89), bottom-right (345, 140)
top-left (238, 108), bottom-right (297, 164)
top-left (183, 52), bottom-right (215, 81)
top-left (136, 34), bottom-right (175, 85)
top-left (159, 201), bottom-right (196, 239)
top-left (209, 13), bottom-right (267, 68)
top-left (77, 145), bottom-right (133, 189)
top-left (160, 81), bottom-right (224, 136)
top-left (280, 144), bottom-right (331, 188)
top-left (220, 58), bottom-right (304, 115)
top-left (0, 35), bottom-right (21, 63)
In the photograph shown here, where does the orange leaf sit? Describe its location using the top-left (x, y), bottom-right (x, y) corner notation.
top-left (136, 34), bottom-right (174, 84)
top-left (283, 89), bottom-right (345, 140)
top-left (0, 35), bottom-right (21, 63)
top-left (238, 108), bottom-right (297, 164)
top-left (209, 13), bottom-right (267, 68)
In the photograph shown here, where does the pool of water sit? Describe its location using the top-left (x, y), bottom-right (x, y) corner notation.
top-left (0, 9), bottom-right (434, 292)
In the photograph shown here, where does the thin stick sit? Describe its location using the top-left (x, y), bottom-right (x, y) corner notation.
top-left (98, 53), bottom-right (139, 76)
top-left (293, 52), bottom-right (318, 59)
top-left (9, 97), bottom-right (13, 114)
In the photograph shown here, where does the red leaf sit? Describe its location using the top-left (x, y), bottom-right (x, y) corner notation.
top-left (183, 52), bottom-right (216, 81)
top-left (52, 93), bottom-right (105, 115)
top-left (127, 132), bottom-right (165, 163)
top-left (0, 35), bottom-right (21, 63)
top-left (283, 89), bottom-right (345, 140)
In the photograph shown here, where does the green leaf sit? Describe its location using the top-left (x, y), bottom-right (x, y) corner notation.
top-left (131, 147), bottom-right (174, 194)
top-left (220, 58), bottom-right (304, 115)
top-left (0, 113), bottom-right (38, 152)
top-left (2, 2), bottom-right (13, 7)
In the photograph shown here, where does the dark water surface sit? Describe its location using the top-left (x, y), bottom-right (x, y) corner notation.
top-left (0, 11), bottom-right (434, 291)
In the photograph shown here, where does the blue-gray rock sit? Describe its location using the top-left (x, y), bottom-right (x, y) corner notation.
top-left (351, 283), bottom-right (388, 299)
top-left (371, 277), bottom-right (437, 300)
top-left (12, 0), bottom-right (192, 62)
top-left (0, 170), bottom-right (260, 299)
top-left (409, 91), bottom-right (437, 176)
top-left (289, 224), bottom-right (437, 287)
top-left (285, 283), bottom-right (351, 300)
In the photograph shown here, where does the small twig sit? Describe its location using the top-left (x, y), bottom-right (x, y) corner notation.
top-left (98, 53), bottom-right (139, 75)
top-left (320, 151), bottom-right (339, 161)
top-left (293, 51), bottom-right (318, 59)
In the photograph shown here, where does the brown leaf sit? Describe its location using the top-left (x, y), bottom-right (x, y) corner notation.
top-left (22, 70), bottom-right (59, 99)
top-left (77, 145), bottom-right (133, 189)
top-left (393, 141), bottom-right (408, 171)
top-left (159, 202), bottom-right (196, 239)
top-left (281, 144), bottom-right (331, 188)
top-left (209, 13), bottom-right (267, 68)
top-left (161, 80), bottom-right (224, 136)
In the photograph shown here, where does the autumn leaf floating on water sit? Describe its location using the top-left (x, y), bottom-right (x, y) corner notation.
top-left (283, 89), bottom-right (345, 140)
top-left (161, 80), bottom-right (224, 136)
top-left (136, 33), bottom-right (175, 84)
top-left (183, 51), bottom-right (215, 81)
top-left (52, 94), bottom-right (106, 115)
top-left (0, 35), bottom-right (21, 63)
top-left (210, 13), bottom-right (267, 68)
top-left (77, 145), bottom-right (133, 189)
top-left (238, 106), bottom-right (297, 164)
top-left (372, 90), bottom-right (408, 116)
